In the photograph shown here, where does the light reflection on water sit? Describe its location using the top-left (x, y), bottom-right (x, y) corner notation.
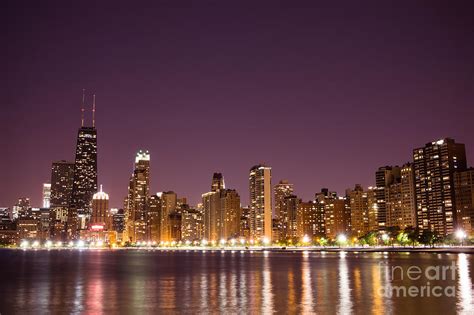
top-left (0, 250), bottom-right (473, 314)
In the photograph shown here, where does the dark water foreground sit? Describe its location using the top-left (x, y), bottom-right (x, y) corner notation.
top-left (0, 249), bottom-right (473, 314)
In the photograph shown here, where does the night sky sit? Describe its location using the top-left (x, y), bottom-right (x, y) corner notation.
top-left (3, 1), bottom-right (474, 208)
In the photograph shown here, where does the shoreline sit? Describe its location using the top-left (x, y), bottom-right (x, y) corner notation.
top-left (2, 246), bottom-right (474, 254)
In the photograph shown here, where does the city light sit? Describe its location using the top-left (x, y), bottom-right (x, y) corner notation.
top-left (45, 240), bottom-right (53, 248)
top-left (77, 240), bottom-right (85, 248)
top-left (262, 237), bottom-right (270, 246)
top-left (201, 239), bottom-right (208, 246)
top-left (220, 239), bottom-right (226, 246)
top-left (456, 229), bottom-right (467, 246)
top-left (337, 234), bottom-right (347, 244)
top-left (302, 235), bottom-right (310, 244)
top-left (20, 240), bottom-right (29, 248)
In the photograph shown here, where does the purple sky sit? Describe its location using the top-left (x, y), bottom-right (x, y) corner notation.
top-left (3, 1), bottom-right (474, 208)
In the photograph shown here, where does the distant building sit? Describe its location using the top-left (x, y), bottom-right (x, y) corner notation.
top-left (160, 191), bottom-right (177, 242)
top-left (90, 185), bottom-right (109, 229)
top-left (413, 138), bottom-right (467, 235)
top-left (249, 164), bottom-right (272, 241)
top-left (182, 207), bottom-right (203, 242)
top-left (42, 183), bottom-right (51, 208)
top-left (454, 168), bottom-right (474, 234)
top-left (125, 150), bottom-right (150, 243)
top-left (147, 194), bottom-right (161, 243)
top-left (71, 125), bottom-right (98, 229)
top-left (50, 160), bottom-right (75, 241)
top-left (315, 189), bottom-right (350, 239)
top-left (13, 198), bottom-right (30, 220)
top-left (274, 180), bottom-right (294, 220)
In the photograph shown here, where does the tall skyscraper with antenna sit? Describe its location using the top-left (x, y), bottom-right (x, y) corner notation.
top-left (70, 91), bottom-right (98, 232)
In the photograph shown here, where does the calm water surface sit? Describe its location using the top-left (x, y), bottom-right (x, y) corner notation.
top-left (0, 249), bottom-right (473, 314)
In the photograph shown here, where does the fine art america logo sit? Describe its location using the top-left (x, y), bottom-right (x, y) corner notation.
top-left (378, 261), bottom-right (457, 298)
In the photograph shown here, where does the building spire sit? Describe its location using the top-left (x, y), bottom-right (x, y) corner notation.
top-left (81, 89), bottom-right (85, 127)
top-left (92, 94), bottom-right (96, 128)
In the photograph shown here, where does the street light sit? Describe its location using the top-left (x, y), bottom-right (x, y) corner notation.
top-left (336, 234), bottom-right (347, 248)
top-left (456, 229), bottom-right (467, 246)
top-left (302, 235), bottom-right (310, 245)
top-left (262, 237), bottom-right (270, 246)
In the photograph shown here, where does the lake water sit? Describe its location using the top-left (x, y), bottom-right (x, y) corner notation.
top-left (0, 249), bottom-right (473, 314)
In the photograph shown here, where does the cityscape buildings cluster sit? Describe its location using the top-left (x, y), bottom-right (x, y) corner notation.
top-left (1, 103), bottom-right (473, 247)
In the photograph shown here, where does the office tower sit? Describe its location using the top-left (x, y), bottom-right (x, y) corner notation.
top-left (280, 195), bottom-right (300, 241)
top-left (125, 150), bottom-right (150, 243)
top-left (274, 180), bottom-right (294, 219)
top-left (413, 138), bottom-right (467, 235)
top-left (375, 166), bottom-right (401, 230)
top-left (182, 207), bottom-right (203, 242)
top-left (71, 95), bottom-right (98, 228)
top-left (147, 194), bottom-right (161, 243)
top-left (348, 184), bottom-right (370, 237)
top-left (386, 163), bottom-right (416, 229)
top-left (12, 198), bottom-right (30, 220)
top-left (50, 160), bottom-right (75, 240)
top-left (42, 183), bottom-right (51, 208)
top-left (160, 191), bottom-right (177, 242)
top-left (249, 164), bottom-right (272, 241)
top-left (454, 168), bottom-right (474, 234)
top-left (202, 190), bottom-right (219, 241)
top-left (90, 185), bottom-right (109, 229)
top-left (211, 173), bottom-right (225, 192)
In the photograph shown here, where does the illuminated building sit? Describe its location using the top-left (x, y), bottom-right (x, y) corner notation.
top-left (296, 200), bottom-right (320, 241)
top-left (240, 206), bottom-right (251, 238)
top-left (160, 191), bottom-right (177, 242)
top-left (202, 174), bottom-right (241, 241)
top-left (386, 163), bottom-right (416, 229)
top-left (13, 197), bottom-right (30, 220)
top-left (50, 160), bottom-right (75, 240)
top-left (315, 189), bottom-right (350, 239)
top-left (147, 194), bottom-right (161, 243)
top-left (169, 212), bottom-right (182, 242)
top-left (413, 138), bottom-right (467, 235)
top-left (454, 168), bottom-right (474, 234)
top-left (90, 185), bottom-right (109, 228)
top-left (281, 195), bottom-right (300, 241)
top-left (249, 164), bottom-right (272, 241)
top-left (71, 94), bottom-right (98, 230)
top-left (375, 166), bottom-right (401, 230)
top-left (348, 184), bottom-right (369, 237)
top-left (181, 206), bottom-right (203, 242)
top-left (125, 150), bottom-right (150, 243)
top-left (42, 183), bottom-right (51, 208)
top-left (274, 180), bottom-right (294, 219)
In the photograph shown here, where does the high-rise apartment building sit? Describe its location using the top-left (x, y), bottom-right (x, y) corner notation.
top-left (454, 168), bottom-right (474, 234)
top-left (280, 195), bottom-right (300, 241)
top-left (413, 138), bottom-right (467, 235)
top-left (348, 184), bottom-right (369, 237)
top-left (274, 180), bottom-right (294, 219)
top-left (375, 166), bottom-right (401, 230)
top-left (249, 164), bottom-right (272, 241)
top-left (386, 163), bottom-right (416, 229)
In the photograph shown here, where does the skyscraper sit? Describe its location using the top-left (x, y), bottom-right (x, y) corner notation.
top-left (50, 160), bottom-right (75, 240)
top-left (274, 180), bottom-right (294, 219)
top-left (42, 183), bottom-right (51, 208)
top-left (160, 191), bottom-right (177, 242)
top-left (125, 150), bottom-right (150, 243)
top-left (71, 95), bottom-right (98, 229)
top-left (249, 164), bottom-right (272, 241)
top-left (202, 173), bottom-right (241, 241)
top-left (413, 138), bottom-right (467, 236)
top-left (280, 195), bottom-right (300, 241)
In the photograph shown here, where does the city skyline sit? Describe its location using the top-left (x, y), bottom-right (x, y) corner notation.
top-left (3, 2), bottom-right (474, 209)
